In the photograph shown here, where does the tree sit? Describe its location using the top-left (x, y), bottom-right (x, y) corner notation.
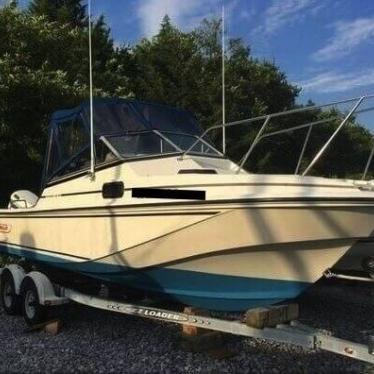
top-left (131, 17), bottom-right (300, 155)
top-left (0, 5), bottom-right (372, 209)
top-left (130, 16), bottom-right (204, 111)
top-left (131, 16), bottom-right (303, 164)
top-left (28, 0), bottom-right (87, 27)
top-left (0, 4), bottom-right (130, 205)
top-left (27, 0), bottom-right (128, 96)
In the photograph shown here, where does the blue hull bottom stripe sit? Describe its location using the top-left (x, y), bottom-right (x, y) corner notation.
top-left (0, 243), bottom-right (310, 311)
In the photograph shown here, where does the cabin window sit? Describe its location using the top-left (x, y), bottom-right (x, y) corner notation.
top-left (46, 115), bottom-right (90, 181)
top-left (95, 139), bottom-right (116, 164)
top-left (58, 117), bottom-right (88, 162)
top-left (43, 99), bottom-right (223, 187)
top-left (53, 147), bottom-right (91, 179)
top-left (46, 131), bottom-right (60, 178)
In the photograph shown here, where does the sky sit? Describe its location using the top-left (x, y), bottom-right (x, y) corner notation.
top-left (6, 0), bottom-right (374, 126)
top-left (85, 0), bottom-right (374, 105)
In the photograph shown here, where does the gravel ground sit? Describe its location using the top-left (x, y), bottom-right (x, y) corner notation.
top-left (1, 279), bottom-right (374, 373)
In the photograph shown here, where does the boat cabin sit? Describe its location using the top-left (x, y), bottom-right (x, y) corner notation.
top-left (8, 99), bottom-right (222, 208)
top-left (42, 98), bottom-right (220, 188)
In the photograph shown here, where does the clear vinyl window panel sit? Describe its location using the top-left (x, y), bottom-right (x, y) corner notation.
top-left (104, 131), bottom-right (218, 158)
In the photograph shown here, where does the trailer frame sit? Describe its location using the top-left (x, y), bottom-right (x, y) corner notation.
top-left (1, 265), bottom-right (374, 364)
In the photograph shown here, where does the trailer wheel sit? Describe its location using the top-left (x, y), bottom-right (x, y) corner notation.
top-left (21, 277), bottom-right (47, 326)
top-left (0, 270), bottom-right (20, 315)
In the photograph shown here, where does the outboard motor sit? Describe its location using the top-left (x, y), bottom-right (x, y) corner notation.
top-left (8, 190), bottom-right (38, 209)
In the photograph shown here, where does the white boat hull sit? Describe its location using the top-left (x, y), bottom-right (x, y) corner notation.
top-left (1, 197), bottom-right (373, 310)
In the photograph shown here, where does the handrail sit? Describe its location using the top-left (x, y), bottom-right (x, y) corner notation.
top-left (236, 115), bottom-right (272, 173)
top-left (295, 125), bottom-right (313, 175)
top-left (182, 94), bottom-right (374, 179)
top-left (182, 96), bottom-right (368, 158)
top-left (302, 97), bottom-right (364, 175)
top-left (259, 117), bottom-right (337, 140)
top-left (238, 117), bottom-right (338, 175)
top-left (362, 138), bottom-right (374, 180)
top-left (235, 117), bottom-right (339, 175)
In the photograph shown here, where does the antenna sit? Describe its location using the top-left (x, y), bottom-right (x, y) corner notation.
top-left (221, 4), bottom-right (226, 154)
top-left (88, 0), bottom-right (95, 179)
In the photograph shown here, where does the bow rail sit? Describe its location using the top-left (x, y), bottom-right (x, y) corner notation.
top-left (182, 95), bottom-right (374, 178)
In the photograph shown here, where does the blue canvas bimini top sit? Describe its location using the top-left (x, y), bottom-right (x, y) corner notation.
top-left (43, 98), bottom-right (213, 186)
top-left (50, 98), bottom-right (203, 136)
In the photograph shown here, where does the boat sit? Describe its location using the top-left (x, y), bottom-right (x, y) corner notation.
top-left (1, 96), bottom-right (374, 311)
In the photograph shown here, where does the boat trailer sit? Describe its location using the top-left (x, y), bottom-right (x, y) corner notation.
top-left (65, 289), bottom-right (374, 363)
top-left (1, 265), bottom-right (374, 364)
top-left (324, 268), bottom-right (374, 283)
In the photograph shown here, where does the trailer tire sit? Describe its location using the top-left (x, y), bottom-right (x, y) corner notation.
top-left (21, 277), bottom-right (47, 326)
top-left (0, 270), bottom-right (21, 315)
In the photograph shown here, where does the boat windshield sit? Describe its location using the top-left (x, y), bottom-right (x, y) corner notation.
top-left (101, 131), bottom-right (218, 159)
top-left (43, 99), bottom-right (221, 185)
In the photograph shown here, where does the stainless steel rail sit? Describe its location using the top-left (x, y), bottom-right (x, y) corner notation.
top-left (295, 124), bottom-right (313, 175)
top-left (182, 95), bottom-right (374, 178)
top-left (302, 97), bottom-right (364, 176)
top-left (363, 140), bottom-right (374, 180)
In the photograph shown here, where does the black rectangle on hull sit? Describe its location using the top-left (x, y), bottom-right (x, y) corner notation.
top-left (132, 188), bottom-right (206, 200)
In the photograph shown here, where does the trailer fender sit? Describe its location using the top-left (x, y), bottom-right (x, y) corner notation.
top-left (22, 271), bottom-right (58, 306)
top-left (2, 264), bottom-right (26, 295)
